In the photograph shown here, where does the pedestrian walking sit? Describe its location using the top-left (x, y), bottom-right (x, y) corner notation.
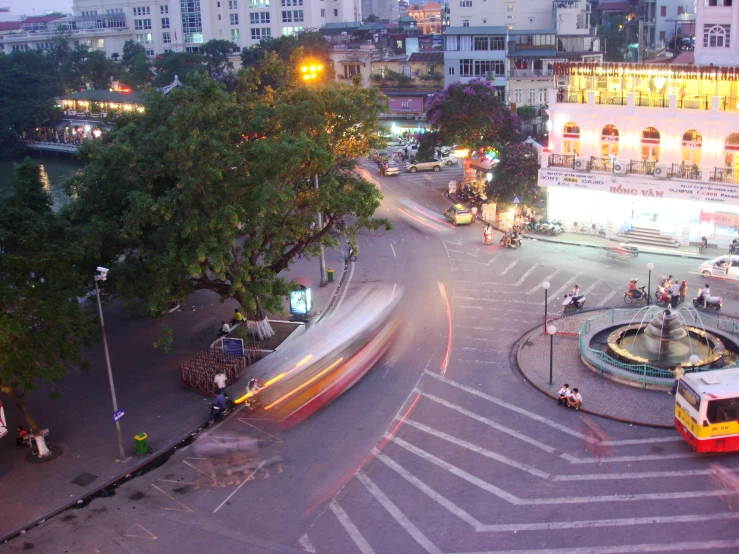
top-left (214, 371), bottom-right (227, 395)
top-left (218, 321), bottom-right (231, 337)
top-left (470, 205), bottom-right (478, 223)
top-left (669, 365), bottom-right (685, 395)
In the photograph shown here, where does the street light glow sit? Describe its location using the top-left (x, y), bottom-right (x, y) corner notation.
top-left (547, 325), bottom-right (556, 335)
top-left (300, 61), bottom-right (323, 82)
top-left (543, 281), bottom-right (551, 290)
top-left (646, 262), bottom-right (655, 270)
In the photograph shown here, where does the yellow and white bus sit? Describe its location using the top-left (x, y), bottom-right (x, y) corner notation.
top-left (675, 368), bottom-right (739, 453)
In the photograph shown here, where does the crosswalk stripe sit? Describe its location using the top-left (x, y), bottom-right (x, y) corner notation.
top-left (597, 289), bottom-right (619, 307)
top-left (582, 279), bottom-right (604, 296)
top-left (500, 260), bottom-right (519, 275)
top-left (526, 269), bottom-right (563, 295)
top-left (513, 264), bottom-right (539, 286)
top-left (330, 501), bottom-right (376, 554)
top-left (450, 538), bottom-right (739, 553)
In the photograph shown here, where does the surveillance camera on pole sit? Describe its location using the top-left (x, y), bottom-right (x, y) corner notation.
top-left (95, 267), bottom-right (109, 281)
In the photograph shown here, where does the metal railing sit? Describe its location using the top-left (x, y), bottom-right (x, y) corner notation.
top-left (710, 167), bottom-right (739, 184)
top-left (629, 160), bottom-right (656, 175)
top-left (635, 93), bottom-right (669, 108)
top-left (589, 157), bottom-right (613, 172)
top-left (548, 154), bottom-right (575, 168)
top-left (671, 163), bottom-right (702, 180)
top-left (719, 96), bottom-right (739, 112)
top-left (678, 95), bottom-right (711, 110)
top-left (556, 89), bottom-right (587, 104)
top-left (594, 91), bottom-right (628, 106)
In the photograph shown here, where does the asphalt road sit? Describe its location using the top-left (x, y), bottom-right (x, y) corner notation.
top-left (7, 161), bottom-right (739, 554)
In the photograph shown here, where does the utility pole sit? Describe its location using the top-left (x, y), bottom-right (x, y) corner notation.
top-left (314, 173), bottom-right (328, 287)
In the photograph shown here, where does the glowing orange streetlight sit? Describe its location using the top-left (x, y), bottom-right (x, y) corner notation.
top-left (300, 62), bottom-right (324, 82)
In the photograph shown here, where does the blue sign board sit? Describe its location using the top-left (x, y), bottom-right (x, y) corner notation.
top-left (222, 337), bottom-right (245, 357)
top-left (512, 195), bottom-right (521, 204)
top-left (113, 409), bottom-right (125, 423)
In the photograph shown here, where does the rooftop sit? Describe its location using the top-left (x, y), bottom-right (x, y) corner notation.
top-left (58, 89), bottom-right (145, 103)
top-left (408, 52), bottom-right (444, 62)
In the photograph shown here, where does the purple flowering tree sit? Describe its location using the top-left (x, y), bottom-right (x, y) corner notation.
top-left (488, 142), bottom-right (541, 206)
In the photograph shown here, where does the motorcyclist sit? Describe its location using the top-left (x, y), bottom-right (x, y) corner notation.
top-left (209, 392), bottom-right (227, 422)
top-left (628, 279), bottom-right (638, 292)
top-left (698, 284), bottom-right (711, 308)
top-left (701, 236), bottom-right (708, 249)
top-left (483, 224), bottom-right (494, 244)
top-left (661, 275), bottom-right (673, 288)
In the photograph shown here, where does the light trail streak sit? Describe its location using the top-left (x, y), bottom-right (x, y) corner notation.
top-left (264, 358), bottom-right (344, 410)
top-left (438, 281), bottom-right (452, 376)
top-left (412, 205), bottom-right (455, 228)
top-left (397, 207), bottom-right (442, 232)
top-left (235, 354), bottom-right (314, 404)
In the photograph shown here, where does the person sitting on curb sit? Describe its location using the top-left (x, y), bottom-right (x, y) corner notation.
top-left (557, 384), bottom-right (572, 406)
top-left (567, 388), bottom-right (583, 410)
top-left (231, 309), bottom-right (244, 326)
top-left (218, 321), bottom-right (231, 337)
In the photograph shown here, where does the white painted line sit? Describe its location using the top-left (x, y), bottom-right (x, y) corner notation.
top-left (547, 274), bottom-right (582, 304)
top-left (526, 269), bottom-right (563, 295)
top-left (399, 419), bottom-right (550, 479)
top-left (329, 501), bottom-right (376, 554)
top-left (451, 358), bottom-right (501, 365)
top-left (602, 436), bottom-right (684, 446)
top-left (554, 467), bottom-right (739, 481)
top-left (513, 264), bottom-right (539, 286)
top-left (450, 538), bottom-right (739, 553)
top-left (562, 451), bottom-right (701, 464)
top-left (390, 243), bottom-right (396, 257)
top-left (212, 461), bottom-right (265, 513)
top-left (356, 471), bottom-right (443, 554)
top-left (414, 389), bottom-right (558, 453)
top-left (582, 279), bottom-right (604, 297)
top-left (297, 534), bottom-right (316, 553)
top-left (452, 296), bottom-right (543, 307)
top-left (373, 449), bottom-right (482, 530)
top-left (597, 289), bottom-right (619, 307)
top-left (422, 371), bottom-right (597, 443)
top-left (332, 261), bottom-right (356, 315)
top-left (486, 254), bottom-right (500, 266)
top-left (500, 260), bottom-right (519, 275)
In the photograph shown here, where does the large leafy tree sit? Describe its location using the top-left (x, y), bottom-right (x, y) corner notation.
top-left (66, 55), bottom-right (389, 339)
top-left (201, 39), bottom-right (237, 81)
top-left (85, 50), bottom-right (119, 90)
top-left (0, 51), bottom-right (62, 156)
top-left (487, 143), bottom-right (541, 206)
top-left (152, 51), bottom-right (207, 87)
top-left (119, 40), bottom-right (153, 90)
top-left (241, 30), bottom-right (328, 69)
top-left (0, 159), bottom-right (98, 456)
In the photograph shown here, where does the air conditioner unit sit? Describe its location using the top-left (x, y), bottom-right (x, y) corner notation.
top-left (613, 161), bottom-right (627, 174)
top-left (654, 162), bottom-right (670, 179)
top-left (574, 156), bottom-right (589, 171)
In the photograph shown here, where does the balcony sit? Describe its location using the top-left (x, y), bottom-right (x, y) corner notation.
top-left (553, 89), bottom-right (739, 112)
top-left (548, 154), bottom-right (576, 168)
top-left (672, 163), bottom-right (702, 180)
top-left (628, 160), bottom-right (656, 176)
top-left (508, 68), bottom-right (554, 78)
top-left (547, 155), bottom-right (710, 181)
top-left (710, 167), bottom-right (739, 184)
top-left (589, 157), bottom-right (612, 172)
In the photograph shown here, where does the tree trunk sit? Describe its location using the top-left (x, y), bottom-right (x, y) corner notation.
top-left (246, 297), bottom-right (274, 341)
top-left (0, 386), bottom-right (51, 457)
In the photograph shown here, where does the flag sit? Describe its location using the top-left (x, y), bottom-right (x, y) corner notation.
top-left (174, 29), bottom-right (178, 41)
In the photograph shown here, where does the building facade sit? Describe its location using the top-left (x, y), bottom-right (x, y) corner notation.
top-left (1, 0), bottom-right (358, 57)
top-left (361, 0), bottom-right (399, 21)
top-left (407, 2), bottom-right (442, 35)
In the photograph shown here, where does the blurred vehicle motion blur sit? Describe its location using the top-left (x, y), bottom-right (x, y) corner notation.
top-left (236, 286), bottom-right (402, 426)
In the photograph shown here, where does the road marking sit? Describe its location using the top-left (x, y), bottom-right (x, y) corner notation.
top-left (422, 371), bottom-right (598, 443)
top-left (486, 254), bottom-right (500, 266)
top-left (399, 419), bottom-right (550, 478)
top-left (151, 484), bottom-right (193, 513)
top-left (391, 282), bottom-right (397, 301)
top-left (500, 260), bottom-right (519, 275)
top-left (236, 418), bottom-right (284, 442)
top-left (526, 269), bottom-right (563, 295)
top-left (390, 243), bottom-right (396, 257)
top-left (513, 264), bottom-right (539, 286)
top-left (452, 296), bottom-right (543, 307)
top-left (553, 466), bottom-right (739, 480)
top-left (450, 538), bottom-right (739, 553)
top-left (212, 461), bottom-right (265, 513)
top-left (332, 261), bottom-right (355, 315)
top-left (451, 358), bottom-right (501, 365)
top-left (547, 274), bottom-right (582, 304)
top-left (582, 279), bottom-right (604, 297)
top-left (356, 471), bottom-right (444, 554)
top-left (602, 436), bottom-right (683, 446)
top-left (122, 523), bottom-right (157, 540)
top-left (330, 501), bottom-right (376, 554)
top-left (597, 289), bottom-right (619, 307)
top-left (563, 451), bottom-right (701, 463)
top-left (297, 534), bottom-right (316, 553)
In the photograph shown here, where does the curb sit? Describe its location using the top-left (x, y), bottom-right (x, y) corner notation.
top-left (512, 318), bottom-right (673, 430)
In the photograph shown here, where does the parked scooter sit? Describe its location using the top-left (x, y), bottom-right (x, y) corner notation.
top-left (563, 294), bottom-right (586, 312)
top-left (654, 286), bottom-right (672, 307)
top-left (693, 289), bottom-right (723, 311)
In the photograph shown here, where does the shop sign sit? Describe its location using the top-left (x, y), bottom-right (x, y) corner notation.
top-left (700, 210), bottom-right (739, 230)
top-left (462, 159), bottom-right (477, 185)
top-left (553, 61), bottom-right (739, 82)
top-left (680, 225), bottom-right (690, 247)
top-left (601, 135), bottom-right (619, 143)
top-left (387, 97), bottom-right (424, 114)
top-left (537, 169), bottom-right (739, 207)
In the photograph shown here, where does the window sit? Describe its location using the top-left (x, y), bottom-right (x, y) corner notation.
top-left (132, 7), bottom-right (150, 15)
top-left (462, 19), bottom-right (470, 27)
top-left (249, 0), bottom-right (269, 6)
top-left (163, 31), bottom-right (172, 43)
top-left (448, 66), bottom-right (455, 75)
top-left (482, 18), bottom-right (487, 23)
top-left (707, 397), bottom-right (739, 424)
top-left (460, 59), bottom-right (473, 76)
top-left (427, 64), bottom-right (436, 76)
top-left (97, 38), bottom-right (105, 48)
top-left (474, 36), bottom-right (488, 50)
top-left (136, 33), bottom-right (153, 44)
top-left (402, 65), bottom-right (411, 77)
top-left (134, 19), bottom-right (151, 30)
top-left (677, 5), bottom-right (684, 13)
top-left (491, 36), bottom-right (505, 49)
top-left (164, 48), bottom-right (172, 52)
top-left (282, 26), bottom-right (302, 35)
top-left (282, 10), bottom-right (292, 21)
top-left (251, 27), bottom-right (271, 38)
top-left (514, 89), bottom-right (522, 104)
top-left (660, 5), bottom-right (666, 15)
top-left (181, 0), bottom-right (204, 43)
top-left (282, 0), bottom-right (303, 4)
top-left (185, 46), bottom-right (201, 52)
top-left (161, 5), bottom-right (169, 13)
top-left (229, 0), bottom-right (238, 7)
top-left (507, 3), bottom-right (513, 10)
top-left (232, 28), bottom-right (239, 39)
top-left (218, 14), bottom-right (222, 19)
top-left (659, 31), bottom-right (666, 42)
top-left (529, 88), bottom-right (536, 104)
top-left (704, 25), bottom-right (730, 47)
top-left (162, 17), bottom-right (170, 28)
top-left (250, 12), bottom-right (270, 23)
top-left (460, 0), bottom-right (472, 5)
top-left (539, 88), bottom-right (547, 104)
top-left (230, 13), bottom-right (239, 24)
top-left (333, 8), bottom-right (338, 15)
top-left (321, 8), bottom-right (325, 15)
top-left (473, 60), bottom-right (504, 76)
top-left (146, 49), bottom-right (154, 56)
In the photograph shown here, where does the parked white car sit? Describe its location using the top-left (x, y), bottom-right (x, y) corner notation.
top-left (405, 159), bottom-right (444, 173)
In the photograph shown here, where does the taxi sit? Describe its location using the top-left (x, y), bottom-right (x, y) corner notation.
top-left (444, 204), bottom-right (472, 226)
top-left (699, 255), bottom-right (739, 279)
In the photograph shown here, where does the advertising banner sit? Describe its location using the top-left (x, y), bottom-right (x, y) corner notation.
top-left (0, 398), bottom-right (7, 439)
top-left (537, 169), bottom-right (739, 207)
top-left (387, 97), bottom-right (424, 114)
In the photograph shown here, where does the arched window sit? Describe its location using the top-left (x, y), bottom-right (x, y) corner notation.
top-left (641, 127), bottom-right (660, 161)
top-left (681, 130), bottom-right (702, 165)
top-left (724, 133), bottom-right (739, 170)
top-left (563, 122), bottom-right (580, 155)
top-left (601, 124), bottom-right (619, 158)
top-left (705, 25), bottom-right (729, 48)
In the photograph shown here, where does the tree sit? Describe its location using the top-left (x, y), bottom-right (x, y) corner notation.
top-left (365, 14), bottom-right (379, 22)
top-left (0, 159), bottom-right (98, 457)
top-left (599, 13), bottom-right (638, 62)
top-left (0, 51), bottom-right (62, 156)
top-left (58, 44), bottom-right (91, 92)
top-left (201, 39), bottom-right (237, 81)
top-left (152, 51), bottom-right (207, 87)
top-left (119, 40), bottom-right (153, 90)
top-left (66, 55), bottom-right (390, 339)
top-left (85, 50), bottom-right (119, 90)
top-left (240, 31), bottom-right (328, 68)
top-left (484, 143), bottom-right (540, 206)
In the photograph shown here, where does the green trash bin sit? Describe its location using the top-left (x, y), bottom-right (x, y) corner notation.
top-left (134, 432), bottom-right (148, 455)
top-left (327, 268), bottom-right (334, 282)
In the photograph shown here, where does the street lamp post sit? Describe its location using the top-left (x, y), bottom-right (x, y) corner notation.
top-left (547, 324), bottom-right (557, 385)
top-left (542, 281), bottom-right (551, 330)
top-left (301, 61), bottom-right (328, 287)
top-left (93, 268), bottom-right (127, 461)
top-left (646, 262), bottom-right (655, 304)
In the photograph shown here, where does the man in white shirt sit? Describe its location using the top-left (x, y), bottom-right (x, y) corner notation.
top-left (567, 388), bottom-right (583, 410)
top-left (557, 384), bottom-right (572, 406)
top-left (670, 280), bottom-right (681, 307)
top-left (218, 321), bottom-right (231, 337)
top-left (214, 372), bottom-right (227, 395)
top-left (702, 284), bottom-right (711, 308)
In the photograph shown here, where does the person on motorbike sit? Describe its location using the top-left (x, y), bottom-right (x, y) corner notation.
top-left (662, 275), bottom-right (673, 288)
top-left (209, 393), bottom-right (227, 422)
top-left (699, 284), bottom-right (711, 308)
top-left (483, 224), bottom-right (493, 244)
top-left (571, 284), bottom-right (580, 298)
top-left (701, 236), bottom-right (708, 249)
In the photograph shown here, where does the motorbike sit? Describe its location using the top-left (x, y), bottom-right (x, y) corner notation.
top-left (500, 232), bottom-right (522, 249)
top-left (730, 242), bottom-right (739, 255)
top-left (563, 294), bottom-right (586, 312)
top-left (207, 395), bottom-right (234, 426)
top-left (347, 244), bottom-right (358, 261)
top-left (654, 286), bottom-right (672, 307)
top-left (548, 220), bottom-right (565, 236)
top-left (624, 285), bottom-right (648, 304)
top-left (483, 229), bottom-right (494, 245)
top-left (693, 289), bottom-right (723, 311)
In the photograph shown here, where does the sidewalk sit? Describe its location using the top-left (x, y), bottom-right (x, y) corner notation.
top-left (0, 248), bottom-right (346, 542)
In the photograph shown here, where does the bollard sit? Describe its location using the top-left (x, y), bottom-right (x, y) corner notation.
top-left (134, 432), bottom-right (148, 455)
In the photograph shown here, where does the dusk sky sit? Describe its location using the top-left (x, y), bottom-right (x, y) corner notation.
top-left (5, 0), bottom-right (73, 17)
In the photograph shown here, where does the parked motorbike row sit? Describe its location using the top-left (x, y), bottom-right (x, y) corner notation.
top-left (527, 219), bottom-right (564, 236)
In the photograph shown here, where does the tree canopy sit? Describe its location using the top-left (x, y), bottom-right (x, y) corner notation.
top-left (201, 39), bottom-right (238, 81)
top-left (65, 55), bottom-right (389, 337)
top-left (0, 159), bottom-right (98, 447)
top-left (119, 40), bottom-right (153, 91)
top-left (152, 51), bottom-right (207, 87)
top-left (240, 31), bottom-right (328, 69)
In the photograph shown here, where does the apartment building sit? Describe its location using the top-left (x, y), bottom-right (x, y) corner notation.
top-left (1, 0), bottom-right (358, 57)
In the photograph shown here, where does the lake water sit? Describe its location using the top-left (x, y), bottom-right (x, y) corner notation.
top-left (0, 152), bottom-right (83, 207)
